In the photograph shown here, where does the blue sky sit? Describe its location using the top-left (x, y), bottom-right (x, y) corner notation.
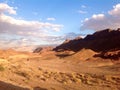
top-left (0, 0), bottom-right (120, 49)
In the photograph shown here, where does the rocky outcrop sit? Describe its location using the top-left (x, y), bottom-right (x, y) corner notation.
top-left (54, 28), bottom-right (120, 52)
top-left (33, 46), bottom-right (53, 53)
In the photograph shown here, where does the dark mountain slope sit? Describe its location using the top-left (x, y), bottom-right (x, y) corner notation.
top-left (54, 28), bottom-right (120, 52)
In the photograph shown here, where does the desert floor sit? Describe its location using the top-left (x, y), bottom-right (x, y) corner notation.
top-left (0, 50), bottom-right (120, 90)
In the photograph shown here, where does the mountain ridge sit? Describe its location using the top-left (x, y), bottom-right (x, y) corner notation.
top-left (53, 28), bottom-right (120, 52)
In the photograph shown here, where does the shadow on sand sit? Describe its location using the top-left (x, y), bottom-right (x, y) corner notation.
top-left (33, 86), bottom-right (47, 90)
top-left (0, 81), bottom-right (30, 90)
top-left (0, 81), bottom-right (48, 90)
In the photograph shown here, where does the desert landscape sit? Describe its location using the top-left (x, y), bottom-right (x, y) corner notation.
top-left (0, 1), bottom-right (120, 90)
top-left (0, 29), bottom-right (120, 90)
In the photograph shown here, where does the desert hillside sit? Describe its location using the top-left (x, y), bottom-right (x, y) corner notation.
top-left (0, 29), bottom-right (120, 90)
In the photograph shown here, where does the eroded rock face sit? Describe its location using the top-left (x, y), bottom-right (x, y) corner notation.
top-left (54, 28), bottom-right (120, 52)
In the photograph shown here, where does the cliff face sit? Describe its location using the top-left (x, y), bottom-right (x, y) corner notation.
top-left (54, 28), bottom-right (120, 52)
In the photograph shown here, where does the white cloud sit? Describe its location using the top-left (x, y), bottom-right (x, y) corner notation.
top-left (0, 3), bottom-right (16, 14)
top-left (78, 10), bottom-right (87, 14)
top-left (0, 3), bottom-right (64, 48)
top-left (0, 3), bottom-right (63, 35)
top-left (47, 17), bottom-right (56, 21)
top-left (81, 3), bottom-right (120, 31)
top-left (108, 4), bottom-right (120, 16)
top-left (92, 14), bottom-right (104, 19)
top-left (0, 14), bottom-right (63, 33)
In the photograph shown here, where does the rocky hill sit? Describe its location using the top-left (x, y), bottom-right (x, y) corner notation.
top-left (54, 28), bottom-right (120, 52)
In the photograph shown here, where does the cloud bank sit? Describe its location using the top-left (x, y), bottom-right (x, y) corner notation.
top-left (0, 3), bottom-right (64, 48)
top-left (81, 3), bottom-right (120, 31)
top-left (0, 3), bottom-right (63, 35)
